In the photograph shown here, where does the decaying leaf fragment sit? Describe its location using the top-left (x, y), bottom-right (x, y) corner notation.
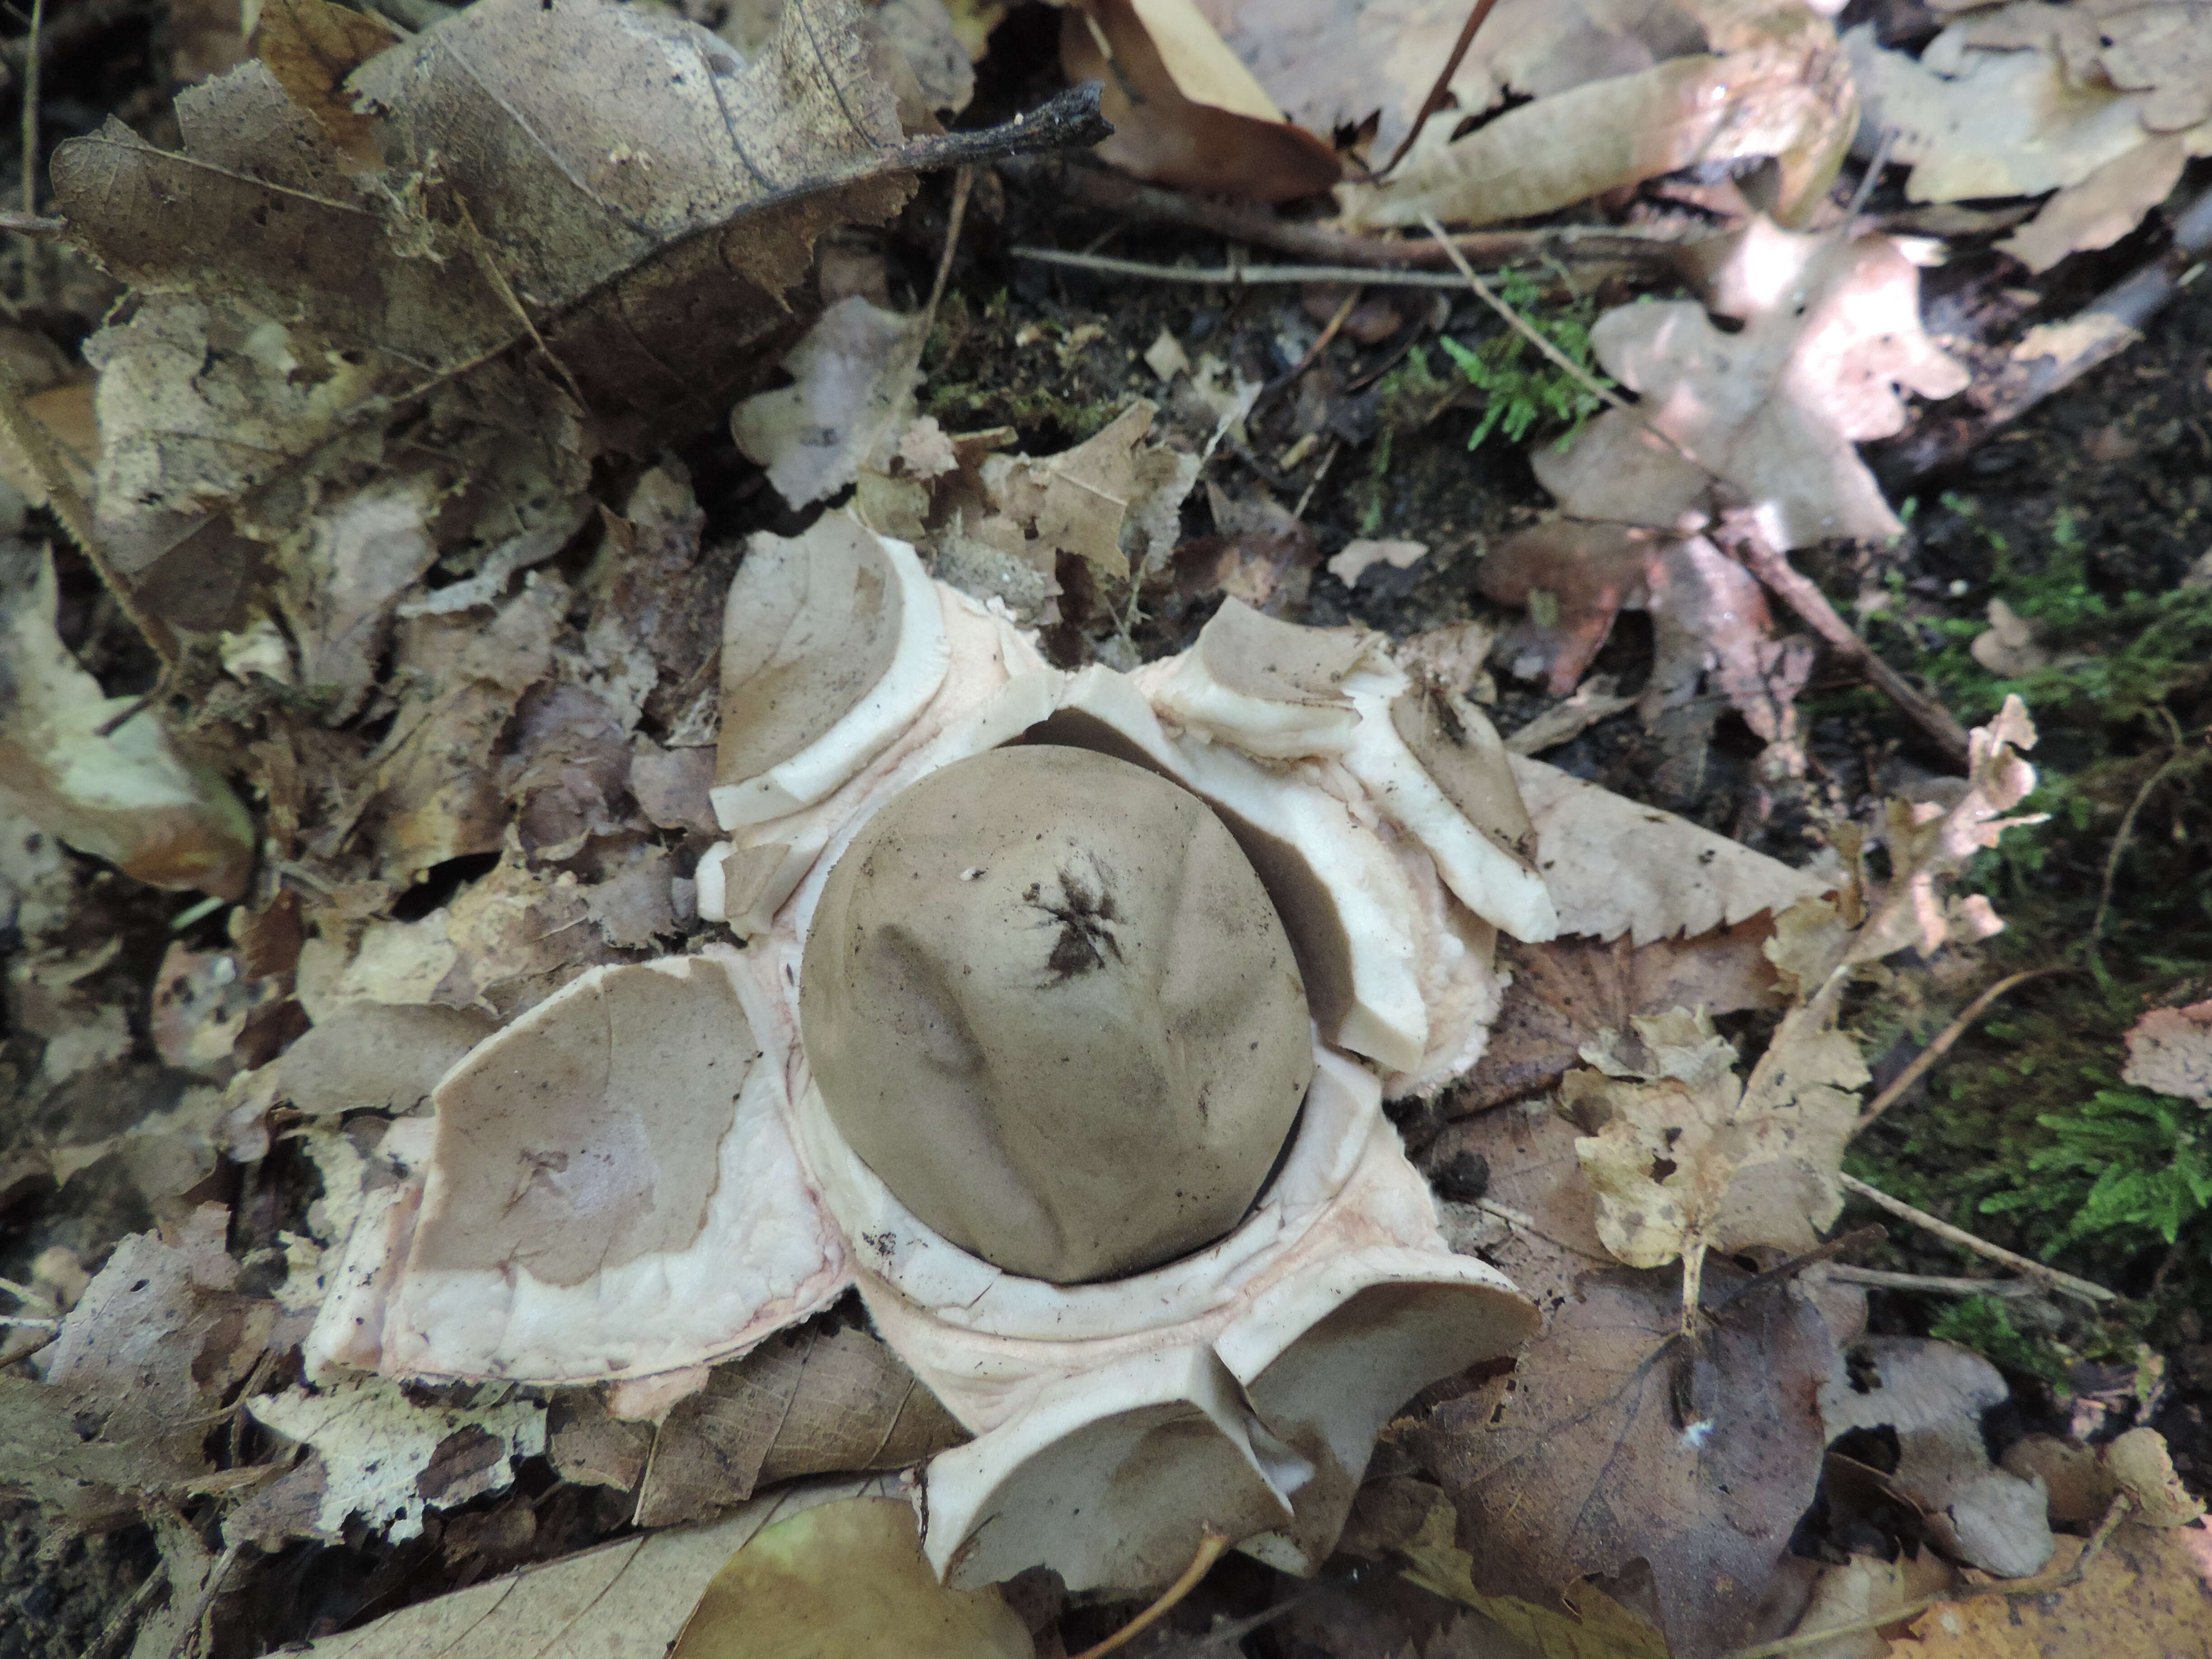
top-left (1532, 216), bottom-right (1970, 549)
top-left (731, 295), bottom-right (930, 511)
top-left (1061, 0), bottom-right (1342, 202)
top-left (248, 1375), bottom-right (547, 1543)
top-left (1448, 914), bottom-right (1797, 1115)
top-left (1566, 1003), bottom-right (1864, 1287)
top-left (0, 546), bottom-right (254, 898)
top-left (21, 1211), bottom-right (274, 1523)
top-left (1820, 1337), bottom-right (2055, 1579)
top-left (634, 1323), bottom-right (966, 1527)
top-left (54, 0), bottom-right (1102, 619)
top-left (1339, 0), bottom-right (1856, 229)
top-left (295, 1478), bottom-right (903, 1659)
top-left (1845, 19), bottom-right (2154, 204)
top-left (1846, 12), bottom-right (2212, 273)
top-left (1406, 1261), bottom-right (1836, 1659)
top-left (2122, 998), bottom-right (2212, 1104)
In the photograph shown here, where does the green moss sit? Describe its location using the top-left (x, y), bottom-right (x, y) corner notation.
top-left (1435, 270), bottom-right (1611, 451)
top-left (1978, 1083), bottom-right (2212, 1253)
top-left (1873, 501), bottom-right (2212, 723)
top-left (1928, 1297), bottom-right (2071, 1386)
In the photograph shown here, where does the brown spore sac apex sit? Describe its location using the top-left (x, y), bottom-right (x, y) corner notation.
top-left (802, 746), bottom-right (1314, 1284)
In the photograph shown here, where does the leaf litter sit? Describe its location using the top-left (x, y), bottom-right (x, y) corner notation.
top-left (5, 0), bottom-right (2211, 1654)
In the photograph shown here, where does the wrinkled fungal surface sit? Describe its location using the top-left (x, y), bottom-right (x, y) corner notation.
top-left (803, 745), bottom-right (1312, 1284)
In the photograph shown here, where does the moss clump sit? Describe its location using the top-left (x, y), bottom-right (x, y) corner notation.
top-left (1435, 269), bottom-right (1610, 452)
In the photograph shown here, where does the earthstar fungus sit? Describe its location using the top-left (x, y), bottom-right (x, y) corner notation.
top-left (309, 512), bottom-right (1567, 1589)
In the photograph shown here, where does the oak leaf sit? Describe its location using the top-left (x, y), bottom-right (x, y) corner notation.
top-left (1531, 217), bottom-right (1969, 549)
top-left (1565, 1005), bottom-right (1864, 1283)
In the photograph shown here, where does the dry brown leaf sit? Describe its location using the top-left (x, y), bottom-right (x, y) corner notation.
top-left (1784, 1550), bottom-right (1958, 1659)
top-left (276, 472), bottom-right (442, 723)
top-left (1531, 218), bottom-right (1969, 550)
top-left (1845, 21), bottom-right (2152, 203)
top-left (1842, 695), bottom-right (2040, 970)
top-left (299, 1479), bottom-right (894, 1658)
top-left (2102, 1427), bottom-right (2207, 1528)
top-left (1063, 0), bottom-right (1341, 202)
top-left (1422, 1098), bottom-right (1618, 1312)
top-left (0, 546), bottom-right (255, 900)
top-left (1397, 1488), bottom-right (1673, 1659)
top-left (0, 379), bottom-right (97, 511)
top-left (1885, 1527), bottom-right (2212, 1657)
top-left (1340, 0), bottom-right (1854, 230)
top-left (2123, 998), bottom-right (2212, 1104)
top-left (1448, 917), bottom-right (1792, 1115)
top-left (731, 296), bottom-right (930, 510)
top-left (584, 466), bottom-right (725, 741)
top-left (1999, 125), bottom-right (2212, 273)
top-left (1566, 1004), bottom-right (1862, 1282)
top-left (1406, 1261), bottom-right (1836, 1659)
top-left (1821, 1337), bottom-right (2054, 1578)
top-left (348, 580), bottom-right (564, 883)
top-left (55, 0), bottom-right (1095, 623)
top-left (636, 1322), bottom-right (966, 1526)
top-left (975, 401), bottom-right (1201, 584)
top-left (1482, 526), bottom-right (1811, 760)
top-left (2095, 2), bottom-right (2212, 133)
top-left (23, 1211), bottom-right (274, 1520)
top-left (1200, 0), bottom-right (1710, 168)
top-left (251, 0), bottom-right (398, 165)
top-left (668, 1494), bottom-right (1034, 1659)
top-left (1509, 753), bottom-right (1832, 946)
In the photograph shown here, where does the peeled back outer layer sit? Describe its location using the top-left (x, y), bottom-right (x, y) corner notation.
top-left (711, 514), bottom-right (951, 830)
top-left (319, 522), bottom-right (1581, 1588)
top-left (801, 746), bottom-right (1313, 1284)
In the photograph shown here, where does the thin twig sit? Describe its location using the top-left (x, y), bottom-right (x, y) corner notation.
top-left (1068, 1531), bottom-right (1232, 1659)
top-left (2089, 732), bottom-right (2199, 965)
top-left (20, 0), bottom-right (42, 217)
top-left (1416, 212), bottom-right (1636, 421)
top-left (1837, 1172), bottom-right (2116, 1305)
top-left (453, 195), bottom-right (588, 413)
top-left (165, 1537), bottom-right (244, 1659)
top-left (1723, 1493), bottom-right (2132, 1659)
top-left (1291, 437), bottom-right (1339, 520)
top-left (1818, 1264), bottom-right (2037, 1297)
top-left (84, 1568), bottom-right (169, 1659)
top-left (1856, 967), bottom-right (2068, 1130)
top-left (1844, 125), bottom-right (1896, 221)
top-left (94, 658), bottom-right (174, 738)
top-left (1003, 155), bottom-right (1692, 271)
top-left (1252, 284), bottom-right (1361, 426)
top-left (1015, 246), bottom-right (1517, 292)
top-left (1719, 512), bottom-right (1970, 767)
top-left (1373, 0), bottom-right (1501, 179)
top-left (922, 164), bottom-right (972, 328)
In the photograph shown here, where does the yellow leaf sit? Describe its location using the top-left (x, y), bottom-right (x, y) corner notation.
top-left (670, 1495), bottom-right (1034, 1659)
top-left (1886, 1527), bottom-right (2212, 1658)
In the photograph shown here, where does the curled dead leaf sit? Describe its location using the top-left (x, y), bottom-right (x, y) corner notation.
top-left (0, 546), bottom-right (255, 899)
